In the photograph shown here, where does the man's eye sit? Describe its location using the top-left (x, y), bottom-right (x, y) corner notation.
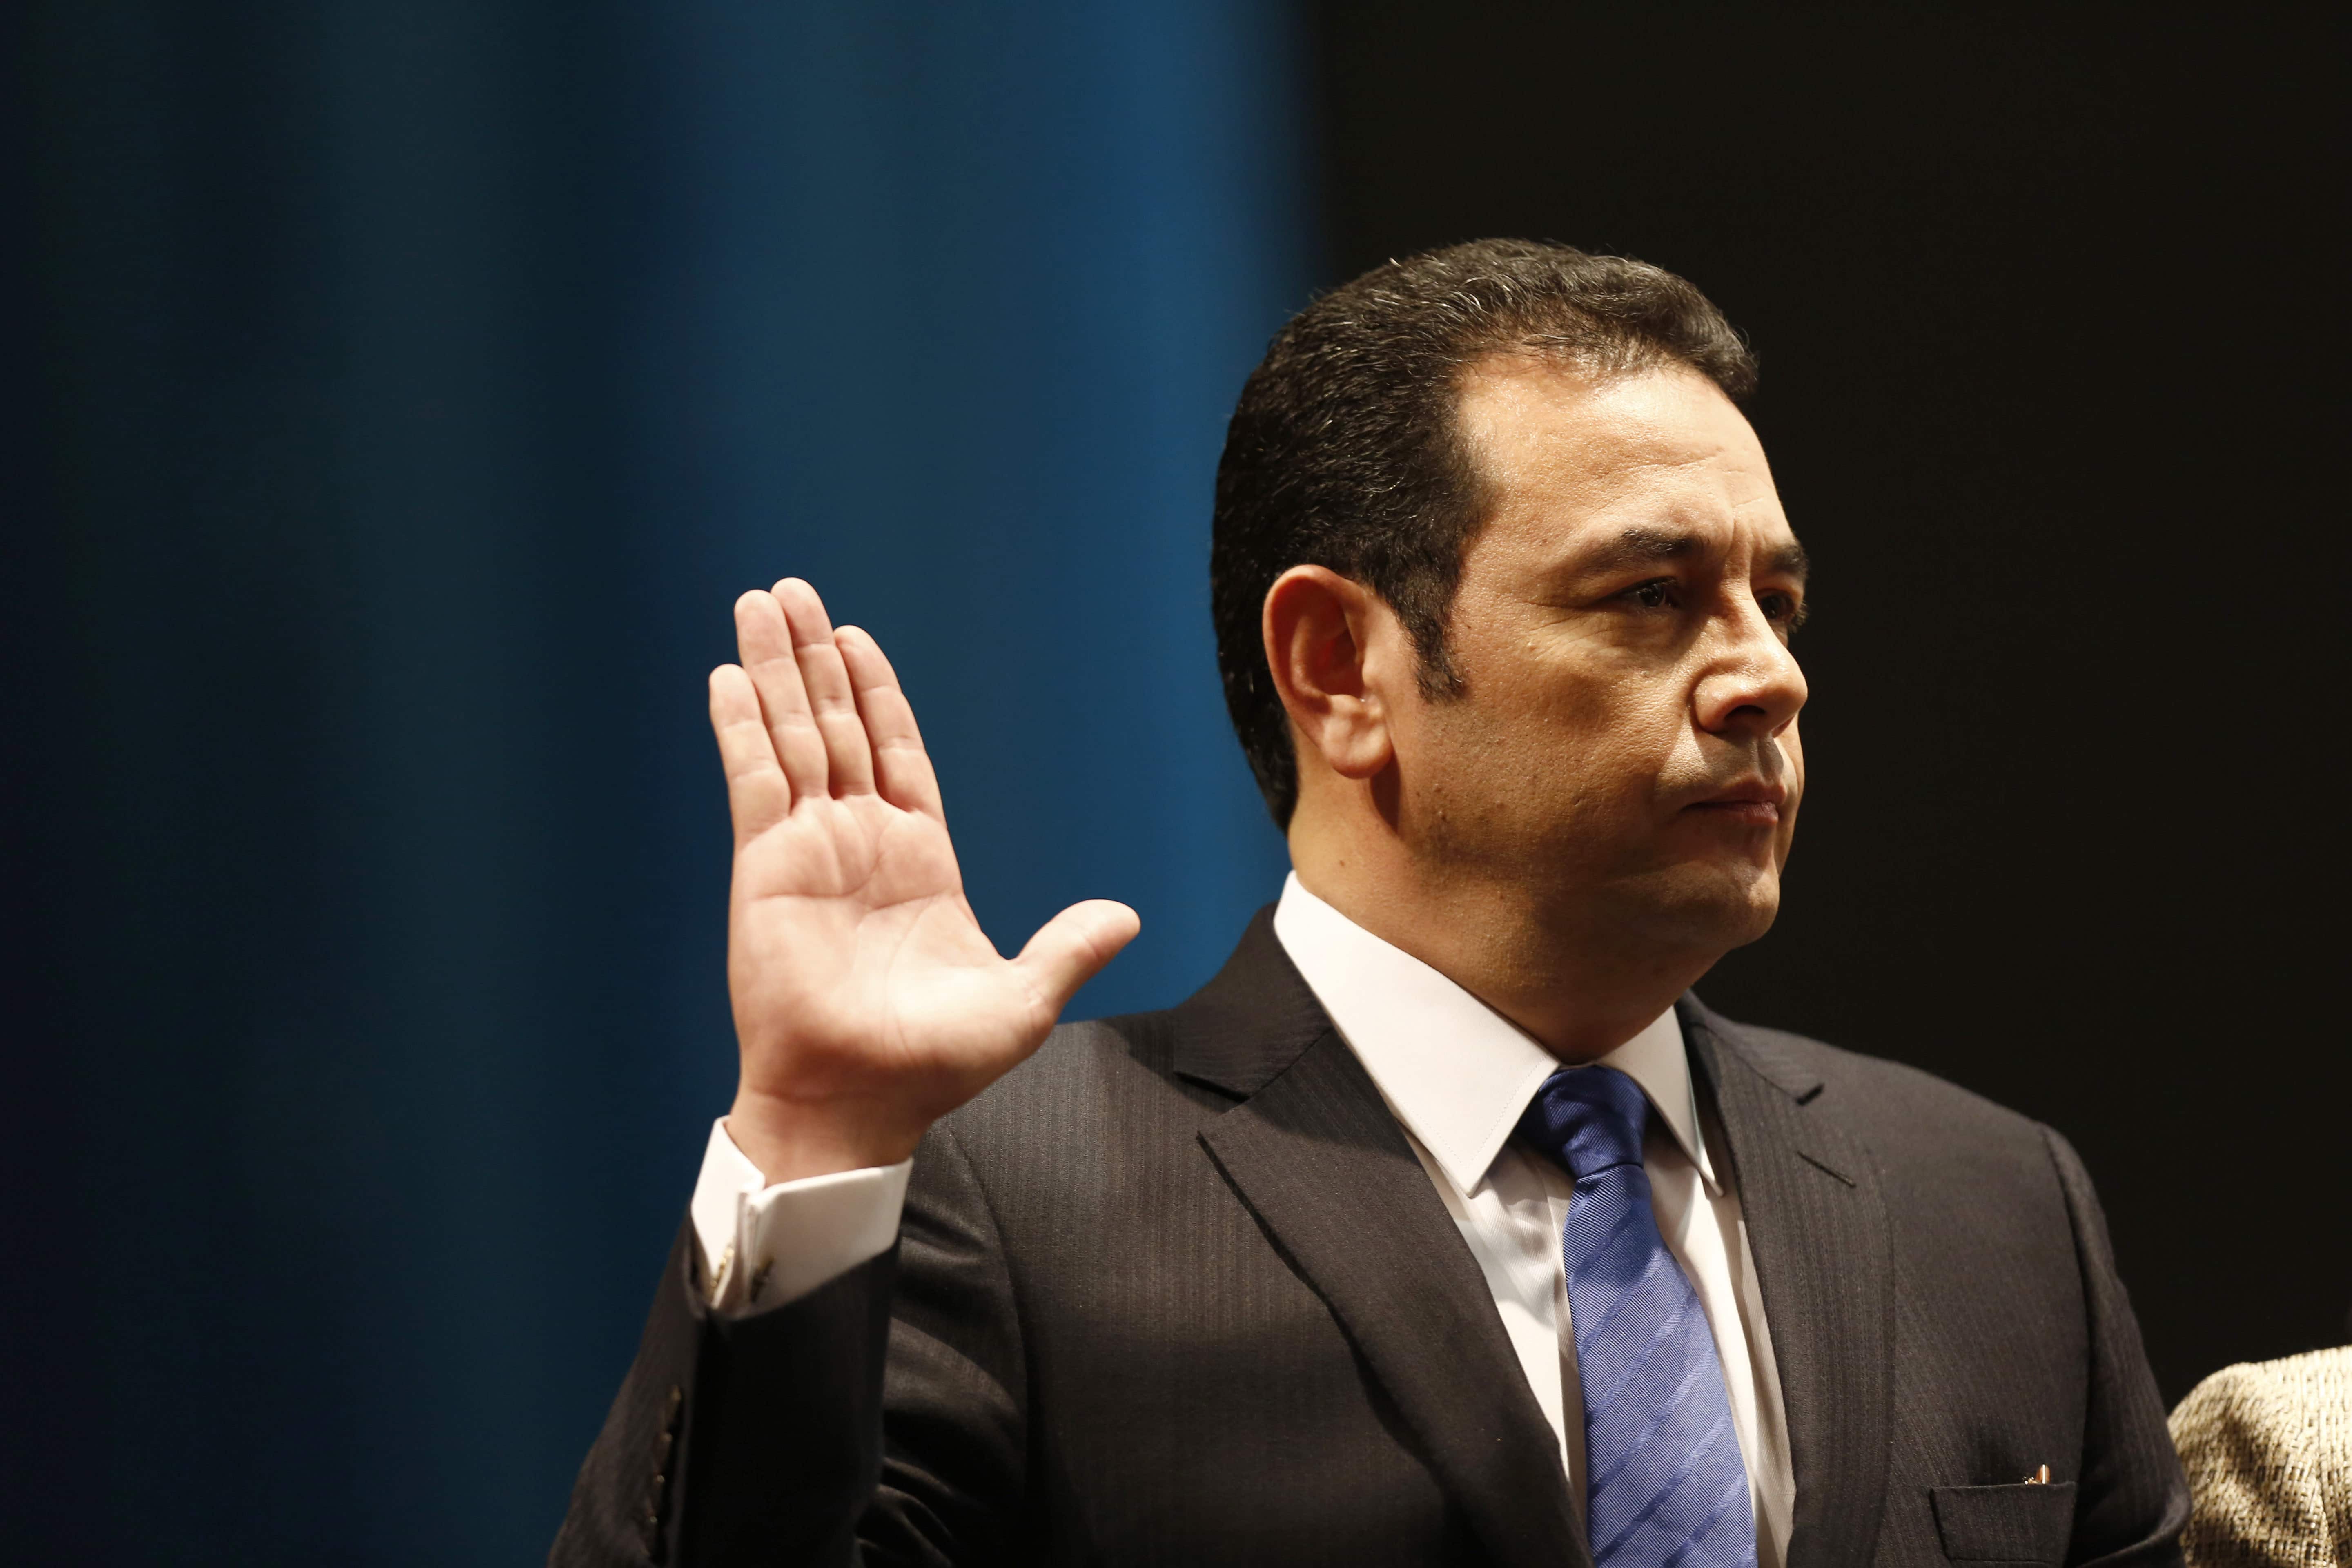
top-left (1623, 579), bottom-right (1678, 610)
top-left (1759, 590), bottom-right (1809, 629)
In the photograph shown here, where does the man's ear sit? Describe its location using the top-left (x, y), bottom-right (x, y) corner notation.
top-left (1262, 565), bottom-right (1399, 782)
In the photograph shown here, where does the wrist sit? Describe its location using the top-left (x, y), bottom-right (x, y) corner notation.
top-left (724, 1087), bottom-right (926, 1184)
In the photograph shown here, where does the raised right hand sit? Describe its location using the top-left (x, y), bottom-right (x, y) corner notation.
top-left (707, 579), bottom-right (1139, 1183)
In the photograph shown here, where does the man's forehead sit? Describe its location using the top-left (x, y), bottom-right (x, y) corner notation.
top-left (1459, 356), bottom-right (1767, 492)
top-left (1458, 359), bottom-right (1793, 567)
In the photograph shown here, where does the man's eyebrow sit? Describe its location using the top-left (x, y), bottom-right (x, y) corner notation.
top-left (1581, 525), bottom-right (1706, 570)
top-left (1576, 526), bottom-right (1811, 581)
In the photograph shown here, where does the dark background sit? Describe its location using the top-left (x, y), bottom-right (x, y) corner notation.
top-left (5, 3), bottom-right (2344, 1561)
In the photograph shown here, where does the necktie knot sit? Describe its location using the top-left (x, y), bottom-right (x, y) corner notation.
top-left (1517, 1063), bottom-right (1650, 1181)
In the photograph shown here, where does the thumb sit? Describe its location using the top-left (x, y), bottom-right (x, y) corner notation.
top-left (1013, 899), bottom-right (1141, 1022)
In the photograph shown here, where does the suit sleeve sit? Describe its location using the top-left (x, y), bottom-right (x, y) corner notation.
top-left (2042, 1127), bottom-right (2191, 1567)
top-left (549, 1121), bottom-right (1029, 1567)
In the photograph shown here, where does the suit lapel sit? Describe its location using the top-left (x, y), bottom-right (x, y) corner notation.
top-left (1178, 915), bottom-right (1588, 1568)
top-left (1681, 998), bottom-right (1893, 1567)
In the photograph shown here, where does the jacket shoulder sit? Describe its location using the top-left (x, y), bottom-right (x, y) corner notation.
top-left (933, 1002), bottom-right (1213, 1148)
top-left (942, 906), bottom-right (1319, 1140)
top-left (1695, 1002), bottom-right (2059, 1170)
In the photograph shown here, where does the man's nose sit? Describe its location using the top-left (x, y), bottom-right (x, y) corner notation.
top-left (1693, 603), bottom-right (1807, 738)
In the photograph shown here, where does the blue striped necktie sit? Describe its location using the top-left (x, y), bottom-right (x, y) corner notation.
top-left (1517, 1065), bottom-right (1756, 1568)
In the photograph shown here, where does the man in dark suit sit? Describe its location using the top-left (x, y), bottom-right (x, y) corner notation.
top-left (554, 241), bottom-right (2188, 1566)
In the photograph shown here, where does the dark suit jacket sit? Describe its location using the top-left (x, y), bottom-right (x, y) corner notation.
top-left (553, 911), bottom-right (2188, 1566)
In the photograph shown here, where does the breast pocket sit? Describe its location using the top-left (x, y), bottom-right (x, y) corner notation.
top-left (1929, 1481), bottom-right (2078, 1566)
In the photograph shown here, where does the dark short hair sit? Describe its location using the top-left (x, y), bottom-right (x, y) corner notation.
top-left (1209, 239), bottom-right (1758, 828)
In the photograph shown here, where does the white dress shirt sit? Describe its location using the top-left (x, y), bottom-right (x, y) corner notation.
top-left (688, 873), bottom-right (1793, 1561)
top-left (1270, 874), bottom-right (1793, 1563)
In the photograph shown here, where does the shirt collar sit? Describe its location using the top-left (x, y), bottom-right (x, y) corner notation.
top-left (1270, 872), bottom-right (1716, 1196)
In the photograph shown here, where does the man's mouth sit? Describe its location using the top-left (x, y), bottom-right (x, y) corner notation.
top-left (1685, 781), bottom-right (1786, 826)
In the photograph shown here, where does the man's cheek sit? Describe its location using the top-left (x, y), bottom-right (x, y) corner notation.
top-left (1778, 717), bottom-right (1803, 767)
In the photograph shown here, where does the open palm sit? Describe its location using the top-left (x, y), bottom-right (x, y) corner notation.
top-left (710, 579), bottom-right (1138, 1182)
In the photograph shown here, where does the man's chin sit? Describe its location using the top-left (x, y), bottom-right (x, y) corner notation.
top-left (1607, 862), bottom-right (1782, 952)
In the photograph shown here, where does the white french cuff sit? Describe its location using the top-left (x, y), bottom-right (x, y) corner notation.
top-left (687, 1118), bottom-right (913, 1316)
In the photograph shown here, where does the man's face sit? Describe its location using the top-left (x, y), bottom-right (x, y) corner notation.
top-left (1390, 356), bottom-right (1809, 953)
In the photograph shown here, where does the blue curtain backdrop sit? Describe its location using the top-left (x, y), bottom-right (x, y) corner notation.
top-left (5, 3), bottom-right (1311, 1559)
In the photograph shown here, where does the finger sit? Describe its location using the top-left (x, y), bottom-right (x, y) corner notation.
top-left (708, 664), bottom-right (789, 844)
top-left (835, 626), bottom-right (945, 820)
top-left (1012, 900), bottom-right (1142, 1023)
top-left (734, 590), bottom-right (829, 802)
top-left (773, 578), bottom-right (877, 797)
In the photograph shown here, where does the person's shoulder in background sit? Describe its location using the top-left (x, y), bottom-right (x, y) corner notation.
top-left (2169, 1344), bottom-right (2352, 1566)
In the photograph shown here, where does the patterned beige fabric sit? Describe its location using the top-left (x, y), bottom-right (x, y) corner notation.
top-left (2170, 1346), bottom-right (2352, 1566)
